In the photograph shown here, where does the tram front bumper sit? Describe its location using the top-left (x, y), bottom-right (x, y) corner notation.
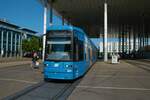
top-left (44, 71), bottom-right (74, 80)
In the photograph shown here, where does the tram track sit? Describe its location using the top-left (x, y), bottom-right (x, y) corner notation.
top-left (3, 81), bottom-right (45, 100)
top-left (4, 78), bottom-right (81, 100)
top-left (51, 83), bottom-right (72, 100)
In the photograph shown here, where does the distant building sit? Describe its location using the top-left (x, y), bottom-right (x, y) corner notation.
top-left (0, 19), bottom-right (38, 58)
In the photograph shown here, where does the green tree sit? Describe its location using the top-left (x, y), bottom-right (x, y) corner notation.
top-left (22, 39), bottom-right (30, 52)
top-left (22, 36), bottom-right (41, 52)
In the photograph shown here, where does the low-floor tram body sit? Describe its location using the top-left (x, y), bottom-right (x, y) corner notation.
top-left (44, 25), bottom-right (97, 80)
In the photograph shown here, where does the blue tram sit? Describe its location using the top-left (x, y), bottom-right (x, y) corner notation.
top-left (44, 25), bottom-right (97, 80)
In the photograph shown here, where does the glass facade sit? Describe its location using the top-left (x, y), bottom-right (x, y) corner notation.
top-left (0, 28), bottom-right (22, 58)
top-left (0, 21), bottom-right (37, 58)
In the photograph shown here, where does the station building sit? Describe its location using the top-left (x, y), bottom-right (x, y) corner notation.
top-left (39, 0), bottom-right (150, 61)
top-left (0, 19), bottom-right (38, 58)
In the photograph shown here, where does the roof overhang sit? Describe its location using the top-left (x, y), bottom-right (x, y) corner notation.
top-left (39, 0), bottom-right (150, 37)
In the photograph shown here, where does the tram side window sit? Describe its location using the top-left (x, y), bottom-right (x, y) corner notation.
top-left (78, 40), bottom-right (84, 61)
top-left (73, 37), bottom-right (78, 61)
top-left (73, 37), bottom-right (84, 61)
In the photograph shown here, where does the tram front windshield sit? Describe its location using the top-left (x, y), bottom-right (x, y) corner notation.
top-left (45, 31), bottom-right (72, 61)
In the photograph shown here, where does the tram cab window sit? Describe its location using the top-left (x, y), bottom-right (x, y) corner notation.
top-left (45, 31), bottom-right (73, 61)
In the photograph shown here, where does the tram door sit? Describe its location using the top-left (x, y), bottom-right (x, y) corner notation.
top-left (85, 44), bottom-right (88, 62)
top-left (85, 37), bottom-right (90, 67)
top-left (88, 48), bottom-right (91, 66)
top-left (90, 47), bottom-right (93, 66)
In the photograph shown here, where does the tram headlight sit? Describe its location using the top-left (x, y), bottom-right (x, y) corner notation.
top-left (65, 65), bottom-right (72, 68)
top-left (65, 65), bottom-right (73, 72)
top-left (44, 64), bottom-right (49, 67)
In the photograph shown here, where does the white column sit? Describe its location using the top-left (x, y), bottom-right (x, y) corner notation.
top-left (1, 31), bottom-right (4, 58)
top-left (18, 35), bottom-right (21, 57)
top-left (6, 31), bottom-right (8, 58)
top-left (10, 31), bottom-right (13, 57)
top-left (99, 27), bottom-right (101, 55)
top-left (15, 34), bottom-right (17, 57)
top-left (20, 34), bottom-right (23, 57)
top-left (104, 1), bottom-right (108, 62)
top-left (42, 7), bottom-right (47, 62)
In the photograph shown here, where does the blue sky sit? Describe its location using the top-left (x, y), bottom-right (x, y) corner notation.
top-left (0, 0), bottom-right (43, 33)
top-left (0, 0), bottom-right (118, 47)
top-left (0, 0), bottom-right (62, 34)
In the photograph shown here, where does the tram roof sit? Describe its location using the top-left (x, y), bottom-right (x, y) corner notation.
top-left (47, 25), bottom-right (84, 33)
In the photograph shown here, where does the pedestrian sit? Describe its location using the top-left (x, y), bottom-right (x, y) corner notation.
top-left (32, 52), bottom-right (39, 69)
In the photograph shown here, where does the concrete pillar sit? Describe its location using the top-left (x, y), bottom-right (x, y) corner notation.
top-left (102, 30), bottom-right (105, 55)
top-left (118, 24), bottom-right (121, 53)
top-left (10, 31), bottom-right (13, 57)
top-left (125, 25), bottom-right (128, 53)
top-left (128, 25), bottom-right (131, 54)
top-left (136, 25), bottom-right (139, 51)
top-left (20, 34), bottom-right (23, 57)
top-left (147, 24), bottom-right (149, 46)
top-left (122, 24), bottom-right (125, 54)
top-left (14, 34), bottom-right (17, 57)
top-left (99, 27), bottom-right (101, 56)
top-left (6, 31), bottom-right (8, 58)
top-left (133, 25), bottom-right (136, 52)
top-left (1, 30), bottom-right (4, 58)
top-left (142, 23), bottom-right (145, 49)
top-left (135, 25), bottom-right (138, 52)
top-left (146, 25), bottom-right (149, 47)
top-left (137, 24), bottom-right (140, 50)
top-left (110, 24), bottom-right (112, 53)
top-left (116, 24), bottom-right (119, 53)
top-left (120, 24), bottom-right (122, 53)
top-left (18, 34), bottom-right (21, 57)
top-left (104, 1), bottom-right (108, 62)
top-left (42, 7), bottom-right (47, 62)
top-left (139, 24), bottom-right (142, 50)
top-left (145, 25), bottom-right (148, 47)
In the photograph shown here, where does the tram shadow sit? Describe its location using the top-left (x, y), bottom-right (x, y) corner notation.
top-left (44, 77), bottom-right (82, 83)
